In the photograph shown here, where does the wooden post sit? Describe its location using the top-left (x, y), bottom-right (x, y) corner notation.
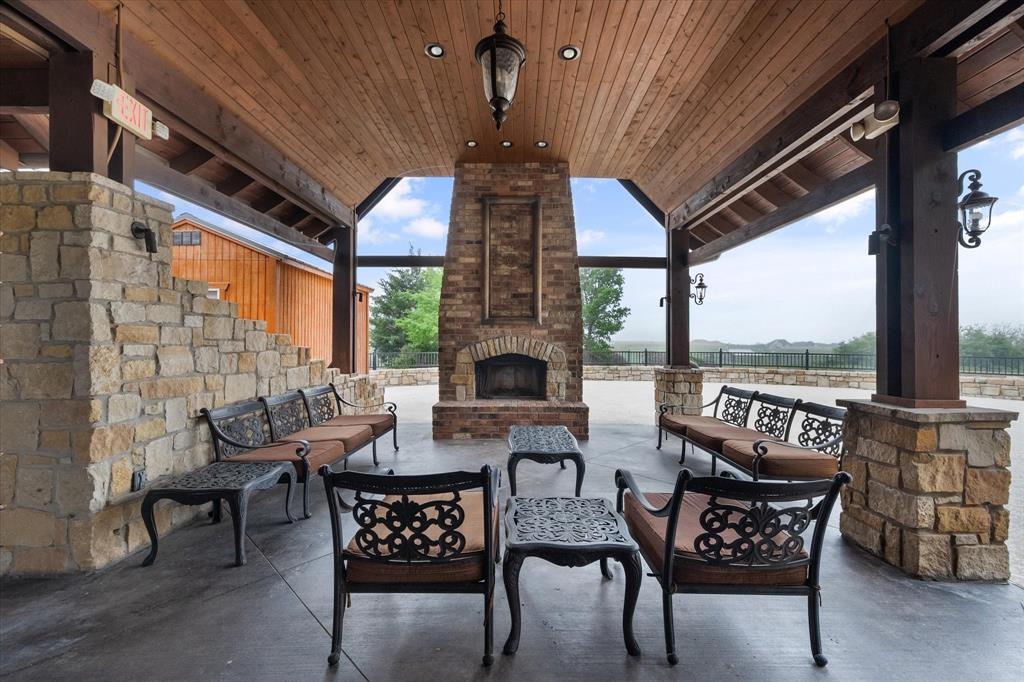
top-left (48, 51), bottom-right (108, 175)
top-left (330, 224), bottom-right (356, 373)
top-left (873, 56), bottom-right (964, 408)
top-left (666, 226), bottom-right (691, 368)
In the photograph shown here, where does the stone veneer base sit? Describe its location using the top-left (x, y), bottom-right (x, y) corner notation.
top-left (654, 367), bottom-right (704, 423)
top-left (432, 400), bottom-right (589, 440)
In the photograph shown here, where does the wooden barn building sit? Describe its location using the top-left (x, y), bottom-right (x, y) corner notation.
top-left (170, 214), bottom-right (371, 372)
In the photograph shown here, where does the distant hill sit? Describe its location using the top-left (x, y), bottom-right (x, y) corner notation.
top-left (614, 339), bottom-right (838, 352)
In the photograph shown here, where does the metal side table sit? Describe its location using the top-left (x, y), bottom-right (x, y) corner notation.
top-left (507, 425), bottom-right (585, 497)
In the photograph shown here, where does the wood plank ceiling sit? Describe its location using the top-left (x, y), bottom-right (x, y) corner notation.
top-left (90, 0), bottom-right (920, 214)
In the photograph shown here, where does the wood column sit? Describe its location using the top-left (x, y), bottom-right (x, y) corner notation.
top-left (48, 51), bottom-right (108, 175)
top-left (666, 226), bottom-right (691, 368)
top-left (330, 224), bottom-right (356, 373)
top-left (873, 56), bottom-right (964, 408)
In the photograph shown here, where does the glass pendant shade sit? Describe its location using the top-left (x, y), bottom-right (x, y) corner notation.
top-left (475, 19), bottom-right (526, 130)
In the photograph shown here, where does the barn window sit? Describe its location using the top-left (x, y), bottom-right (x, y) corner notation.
top-left (173, 230), bottom-right (201, 246)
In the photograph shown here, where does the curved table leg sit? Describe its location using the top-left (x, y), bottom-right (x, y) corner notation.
top-left (573, 455), bottom-right (585, 497)
top-left (600, 557), bottom-right (613, 580)
top-left (282, 470), bottom-right (296, 524)
top-left (618, 552), bottom-right (643, 656)
top-left (140, 494), bottom-right (159, 567)
top-left (228, 494), bottom-right (249, 566)
top-left (507, 456), bottom-right (519, 498)
top-left (502, 550), bottom-right (525, 655)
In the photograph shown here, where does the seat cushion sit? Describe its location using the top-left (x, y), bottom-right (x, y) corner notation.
top-left (659, 414), bottom-right (719, 437)
top-left (623, 492), bottom-right (807, 587)
top-left (344, 491), bottom-right (494, 584)
top-left (226, 440), bottom-right (346, 477)
top-left (320, 413), bottom-right (395, 436)
top-left (721, 440), bottom-right (840, 479)
top-left (282, 425), bottom-right (373, 452)
top-left (686, 423), bottom-right (772, 452)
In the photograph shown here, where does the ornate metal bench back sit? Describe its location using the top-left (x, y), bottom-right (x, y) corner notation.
top-left (322, 468), bottom-right (497, 567)
top-left (793, 402), bottom-right (846, 456)
top-left (750, 394), bottom-right (801, 440)
top-left (715, 387), bottom-right (758, 427)
top-left (675, 475), bottom-right (847, 575)
top-left (204, 401), bottom-right (270, 459)
top-left (261, 391), bottom-right (311, 440)
top-left (300, 385), bottom-right (337, 426)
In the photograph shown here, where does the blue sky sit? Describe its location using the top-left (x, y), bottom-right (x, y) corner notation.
top-left (144, 124), bottom-right (1024, 346)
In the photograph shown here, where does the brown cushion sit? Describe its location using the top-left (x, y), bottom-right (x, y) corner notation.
top-left (227, 440), bottom-right (346, 477)
top-left (344, 491), bottom-right (495, 584)
top-left (686, 423), bottom-right (771, 452)
top-left (320, 413), bottom-right (395, 436)
top-left (721, 440), bottom-right (840, 479)
top-left (282, 425), bottom-right (373, 452)
top-left (659, 414), bottom-right (719, 437)
top-left (623, 492), bottom-right (807, 587)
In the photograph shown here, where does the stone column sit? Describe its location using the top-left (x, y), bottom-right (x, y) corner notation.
top-left (654, 367), bottom-right (704, 424)
top-left (838, 400), bottom-right (1016, 581)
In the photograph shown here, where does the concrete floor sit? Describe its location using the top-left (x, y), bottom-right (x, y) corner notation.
top-left (2, 383), bottom-right (1022, 681)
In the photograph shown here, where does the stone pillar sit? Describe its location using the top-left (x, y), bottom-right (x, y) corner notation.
top-left (838, 400), bottom-right (1016, 581)
top-left (654, 367), bottom-right (704, 423)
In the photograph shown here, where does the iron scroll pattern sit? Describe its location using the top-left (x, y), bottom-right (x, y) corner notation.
top-left (307, 392), bottom-right (336, 426)
top-left (692, 498), bottom-right (812, 567)
top-left (218, 414), bottom-right (266, 458)
top-left (268, 399), bottom-right (308, 438)
top-left (162, 461), bottom-right (281, 490)
top-left (796, 415), bottom-right (843, 456)
top-left (719, 396), bottom-right (750, 427)
top-left (349, 491), bottom-right (468, 562)
top-left (753, 404), bottom-right (791, 439)
top-left (508, 498), bottom-right (629, 546)
top-left (508, 425), bottom-right (580, 455)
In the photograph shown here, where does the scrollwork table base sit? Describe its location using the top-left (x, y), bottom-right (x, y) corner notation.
top-left (502, 496), bottom-right (642, 657)
top-left (140, 461), bottom-right (294, 567)
top-left (507, 425), bottom-right (585, 497)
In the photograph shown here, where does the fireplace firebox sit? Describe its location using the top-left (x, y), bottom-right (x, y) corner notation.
top-left (475, 354), bottom-right (546, 400)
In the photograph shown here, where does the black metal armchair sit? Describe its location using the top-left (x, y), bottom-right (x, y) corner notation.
top-left (615, 467), bottom-right (850, 666)
top-left (320, 465), bottom-right (501, 667)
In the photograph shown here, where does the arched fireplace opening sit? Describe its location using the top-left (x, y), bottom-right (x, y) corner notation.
top-left (475, 353), bottom-right (547, 400)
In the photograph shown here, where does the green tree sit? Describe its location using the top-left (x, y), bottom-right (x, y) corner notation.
top-left (580, 268), bottom-right (630, 352)
top-left (959, 324), bottom-right (1024, 357)
top-left (369, 247), bottom-right (427, 353)
top-left (396, 268), bottom-right (442, 352)
top-left (835, 331), bottom-right (875, 354)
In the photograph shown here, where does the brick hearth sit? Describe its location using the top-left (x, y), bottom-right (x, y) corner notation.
top-left (432, 162), bottom-right (588, 439)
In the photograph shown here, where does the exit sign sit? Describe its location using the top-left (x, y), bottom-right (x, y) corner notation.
top-left (102, 84), bottom-right (153, 140)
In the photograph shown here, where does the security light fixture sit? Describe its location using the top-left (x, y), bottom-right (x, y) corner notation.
top-left (534, 140), bottom-right (548, 148)
top-left (500, 140), bottom-right (513, 148)
top-left (131, 221), bottom-right (158, 254)
top-left (425, 43), bottom-right (445, 59)
top-left (466, 140), bottom-right (479, 148)
top-left (690, 273), bottom-right (707, 305)
top-left (558, 45), bottom-right (580, 61)
top-left (475, 0), bottom-right (526, 130)
top-left (850, 100), bottom-right (900, 142)
top-left (956, 169), bottom-right (998, 249)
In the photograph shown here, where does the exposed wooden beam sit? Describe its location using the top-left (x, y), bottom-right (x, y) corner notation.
top-left (9, 0), bottom-right (356, 228)
top-left (11, 113), bottom-right (49, 150)
top-left (47, 50), bottom-right (107, 176)
top-left (136, 148), bottom-right (333, 261)
top-left (0, 4), bottom-right (68, 55)
top-left (894, 0), bottom-right (1023, 62)
top-left (356, 255), bottom-right (445, 268)
top-left (292, 214), bottom-right (318, 234)
top-left (0, 68), bottom-right (47, 109)
top-left (667, 228), bottom-right (691, 367)
top-left (215, 170), bottom-right (255, 196)
top-left (747, 182), bottom-right (794, 210)
top-left (942, 82), bottom-right (1024, 151)
top-left (0, 139), bottom-right (19, 171)
top-left (688, 164), bottom-right (875, 266)
top-left (579, 256), bottom-right (668, 269)
top-left (726, 199), bottom-right (762, 224)
top-left (836, 134), bottom-right (877, 163)
top-left (251, 191), bottom-right (286, 214)
top-left (280, 207), bottom-right (310, 228)
top-left (779, 162), bottom-right (823, 194)
top-left (168, 146), bottom-right (215, 175)
top-left (618, 179), bottom-right (666, 225)
top-left (356, 177), bottom-right (401, 219)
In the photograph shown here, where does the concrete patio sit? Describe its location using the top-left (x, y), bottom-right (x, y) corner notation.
top-left (3, 383), bottom-right (1022, 681)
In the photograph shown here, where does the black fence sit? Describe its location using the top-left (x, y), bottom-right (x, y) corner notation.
top-left (370, 349), bottom-right (1024, 376)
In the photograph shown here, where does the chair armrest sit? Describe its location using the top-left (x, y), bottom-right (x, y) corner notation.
top-left (614, 469), bottom-right (672, 517)
top-left (338, 396), bottom-right (398, 415)
top-left (487, 465), bottom-right (501, 510)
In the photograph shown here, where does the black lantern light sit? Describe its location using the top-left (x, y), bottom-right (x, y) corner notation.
top-left (474, 0), bottom-right (526, 130)
top-left (690, 273), bottom-right (707, 305)
top-left (956, 169), bottom-right (998, 249)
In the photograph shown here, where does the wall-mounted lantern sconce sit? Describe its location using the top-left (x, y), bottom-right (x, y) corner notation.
top-left (957, 169), bottom-right (998, 249)
top-left (690, 273), bottom-right (707, 305)
top-left (131, 221), bottom-right (158, 253)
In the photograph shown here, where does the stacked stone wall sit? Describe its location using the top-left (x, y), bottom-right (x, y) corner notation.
top-left (0, 173), bottom-right (382, 575)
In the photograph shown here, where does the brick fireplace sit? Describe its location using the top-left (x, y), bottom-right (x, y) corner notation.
top-left (432, 162), bottom-right (589, 439)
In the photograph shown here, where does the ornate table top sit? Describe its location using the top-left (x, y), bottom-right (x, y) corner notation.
top-left (505, 497), bottom-right (637, 552)
top-left (154, 461), bottom-right (287, 492)
top-left (508, 425), bottom-right (581, 456)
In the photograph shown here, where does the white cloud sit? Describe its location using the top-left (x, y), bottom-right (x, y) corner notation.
top-left (577, 229), bottom-right (605, 246)
top-left (403, 216), bottom-right (447, 239)
top-left (372, 178), bottom-right (429, 220)
top-left (812, 189), bottom-right (874, 224)
top-left (357, 216), bottom-right (398, 245)
top-left (1007, 128), bottom-right (1024, 160)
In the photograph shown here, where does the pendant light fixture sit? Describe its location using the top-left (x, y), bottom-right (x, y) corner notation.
top-left (474, 0), bottom-right (526, 130)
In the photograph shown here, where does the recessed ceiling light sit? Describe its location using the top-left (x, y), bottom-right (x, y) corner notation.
top-left (425, 43), bottom-right (445, 59)
top-left (466, 140), bottom-right (478, 148)
top-left (558, 45), bottom-right (580, 61)
top-left (500, 140), bottom-right (513, 148)
top-left (534, 140), bottom-right (549, 148)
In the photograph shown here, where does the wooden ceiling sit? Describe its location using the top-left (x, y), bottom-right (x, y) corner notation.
top-left (89, 0), bottom-right (919, 212)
